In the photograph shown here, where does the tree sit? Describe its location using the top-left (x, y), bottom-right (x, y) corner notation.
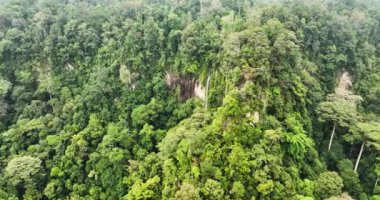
top-left (337, 159), bottom-right (363, 198)
top-left (0, 78), bottom-right (11, 97)
top-left (201, 179), bottom-right (224, 199)
top-left (316, 94), bottom-right (361, 150)
top-left (5, 156), bottom-right (43, 188)
top-left (284, 114), bottom-right (314, 160)
top-left (231, 181), bottom-right (245, 199)
top-left (124, 176), bottom-right (161, 200)
top-left (358, 72), bottom-right (380, 114)
top-left (174, 182), bottom-right (201, 200)
top-left (349, 122), bottom-right (380, 172)
top-left (326, 193), bottom-right (354, 200)
top-left (314, 172), bottom-right (344, 199)
top-left (131, 98), bottom-right (165, 127)
top-left (0, 78), bottom-right (11, 120)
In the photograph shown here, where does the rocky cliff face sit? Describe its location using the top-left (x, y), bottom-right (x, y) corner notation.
top-left (335, 71), bottom-right (353, 96)
top-left (165, 72), bottom-right (205, 100)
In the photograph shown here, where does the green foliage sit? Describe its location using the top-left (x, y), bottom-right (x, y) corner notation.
top-left (174, 182), bottom-right (201, 200)
top-left (314, 172), bottom-right (344, 199)
top-left (0, 78), bottom-right (11, 97)
top-left (131, 98), bottom-right (165, 127)
top-left (232, 181), bottom-right (245, 199)
top-left (337, 159), bottom-right (363, 198)
top-left (5, 156), bottom-right (43, 187)
top-left (124, 176), bottom-right (161, 200)
top-left (0, 0), bottom-right (378, 199)
top-left (352, 122), bottom-right (380, 149)
top-left (317, 95), bottom-right (360, 128)
top-left (201, 179), bottom-right (224, 199)
top-left (284, 114), bottom-right (314, 160)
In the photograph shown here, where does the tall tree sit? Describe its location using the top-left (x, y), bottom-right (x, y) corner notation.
top-left (349, 122), bottom-right (380, 172)
top-left (316, 94), bottom-right (361, 150)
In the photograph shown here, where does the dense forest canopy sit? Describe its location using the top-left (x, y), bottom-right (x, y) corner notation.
top-left (0, 0), bottom-right (379, 199)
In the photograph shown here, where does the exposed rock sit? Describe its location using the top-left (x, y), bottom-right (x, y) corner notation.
top-left (335, 71), bottom-right (353, 96)
top-left (246, 111), bottom-right (260, 125)
top-left (165, 72), bottom-right (206, 100)
top-left (65, 62), bottom-right (75, 71)
top-left (194, 82), bottom-right (205, 99)
top-left (120, 65), bottom-right (138, 90)
top-left (331, 71), bottom-right (362, 104)
top-left (253, 111), bottom-right (260, 123)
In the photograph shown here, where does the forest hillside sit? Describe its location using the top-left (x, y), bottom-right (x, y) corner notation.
top-left (0, 0), bottom-right (380, 199)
